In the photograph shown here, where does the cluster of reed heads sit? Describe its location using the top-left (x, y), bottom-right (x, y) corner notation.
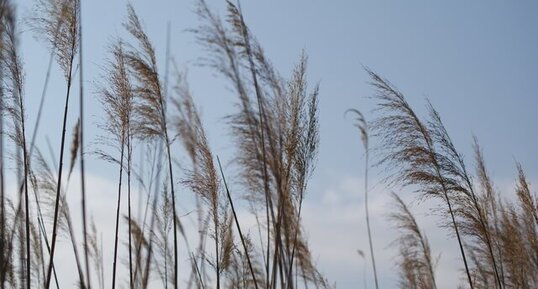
top-left (0, 0), bottom-right (535, 289)
top-left (348, 71), bottom-right (537, 289)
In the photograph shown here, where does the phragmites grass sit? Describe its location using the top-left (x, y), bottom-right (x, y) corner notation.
top-left (32, 0), bottom-right (78, 81)
top-left (173, 71), bottom-right (236, 289)
top-left (495, 162), bottom-right (538, 288)
top-left (97, 39), bottom-right (134, 289)
top-left (428, 106), bottom-right (503, 288)
top-left (31, 0), bottom-right (81, 287)
top-left (2, 1), bottom-right (536, 289)
top-left (472, 140), bottom-right (505, 288)
top-left (447, 138), bottom-right (504, 289)
top-left (1, 2), bottom-right (32, 287)
top-left (194, 2), bottom-right (326, 288)
top-left (346, 109), bottom-right (379, 289)
top-left (122, 5), bottom-right (180, 289)
top-left (367, 68), bottom-right (474, 288)
top-left (366, 69), bottom-right (538, 289)
top-left (123, 4), bottom-right (165, 140)
top-left (389, 192), bottom-right (437, 289)
top-left (97, 43), bottom-right (134, 153)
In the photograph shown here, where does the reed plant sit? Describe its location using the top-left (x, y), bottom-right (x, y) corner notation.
top-left (0, 1), bottom-right (535, 289)
top-left (349, 69), bottom-right (537, 289)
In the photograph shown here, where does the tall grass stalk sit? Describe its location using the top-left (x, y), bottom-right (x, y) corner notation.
top-left (126, 115), bottom-right (133, 289)
top-left (346, 109), bottom-right (379, 289)
top-left (31, 0), bottom-right (81, 287)
top-left (97, 40), bottom-right (134, 289)
top-left (77, 1), bottom-right (91, 287)
top-left (122, 6), bottom-right (179, 287)
top-left (0, 2), bottom-right (10, 287)
top-left (2, 5), bottom-right (32, 287)
top-left (0, 4), bottom-right (5, 286)
top-left (111, 144), bottom-right (125, 289)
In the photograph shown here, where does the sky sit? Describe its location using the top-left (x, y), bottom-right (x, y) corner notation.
top-left (11, 0), bottom-right (538, 288)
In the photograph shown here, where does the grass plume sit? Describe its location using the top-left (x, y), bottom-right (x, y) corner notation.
top-left (122, 6), bottom-right (179, 288)
top-left (97, 39), bottom-right (134, 289)
top-left (367, 68), bottom-right (474, 288)
top-left (390, 192), bottom-right (437, 289)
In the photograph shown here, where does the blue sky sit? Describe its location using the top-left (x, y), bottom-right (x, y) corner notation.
top-left (13, 0), bottom-right (538, 288)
